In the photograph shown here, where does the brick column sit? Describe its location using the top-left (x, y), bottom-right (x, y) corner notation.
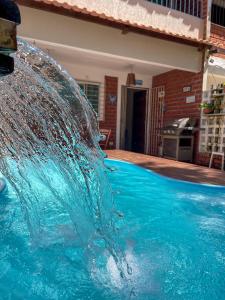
top-left (99, 76), bottom-right (118, 149)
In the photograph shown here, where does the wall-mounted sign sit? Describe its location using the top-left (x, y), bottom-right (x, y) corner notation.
top-left (183, 86), bottom-right (192, 93)
top-left (135, 79), bottom-right (143, 86)
top-left (186, 95), bottom-right (195, 103)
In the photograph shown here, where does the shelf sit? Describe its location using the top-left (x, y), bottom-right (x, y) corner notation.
top-left (212, 93), bottom-right (225, 97)
top-left (204, 113), bottom-right (225, 117)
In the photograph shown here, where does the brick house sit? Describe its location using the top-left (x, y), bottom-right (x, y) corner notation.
top-left (16, 0), bottom-right (225, 165)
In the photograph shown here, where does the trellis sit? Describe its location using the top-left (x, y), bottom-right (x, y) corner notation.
top-left (200, 114), bottom-right (225, 153)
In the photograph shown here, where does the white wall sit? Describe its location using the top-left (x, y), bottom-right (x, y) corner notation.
top-left (207, 73), bottom-right (225, 89)
top-left (37, 0), bottom-right (204, 40)
top-left (207, 56), bottom-right (225, 89)
top-left (18, 6), bottom-right (202, 73)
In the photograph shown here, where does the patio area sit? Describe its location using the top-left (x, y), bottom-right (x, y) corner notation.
top-left (106, 150), bottom-right (225, 186)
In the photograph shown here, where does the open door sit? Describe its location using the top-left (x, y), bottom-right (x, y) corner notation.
top-left (120, 86), bottom-right (148, 154)
top-left (132, 90), bottom-right (147, 153)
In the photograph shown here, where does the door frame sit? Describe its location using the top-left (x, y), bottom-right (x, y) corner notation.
top-left (120, 85), bottom-right (149, 153)
top-left (146, 86), bottom-right (165, 156)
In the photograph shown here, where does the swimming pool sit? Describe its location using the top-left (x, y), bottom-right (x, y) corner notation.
top-left (106, 159), bottom-right (225, 300)
top-left (0, 159), bottom-right (225, 299)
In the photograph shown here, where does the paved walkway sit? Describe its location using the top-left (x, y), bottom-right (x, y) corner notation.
top-left (106, 150), bottom-right (225, 186)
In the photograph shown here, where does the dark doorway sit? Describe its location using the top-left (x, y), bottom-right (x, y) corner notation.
top-left (132, 90), bottom-right (147, 153)
top-left (120, 88), bottom-right (147, 153)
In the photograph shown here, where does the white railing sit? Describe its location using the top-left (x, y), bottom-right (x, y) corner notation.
top-left (146, 0), bottom-right (202, 18)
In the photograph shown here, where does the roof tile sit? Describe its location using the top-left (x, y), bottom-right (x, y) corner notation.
top-left (20, 0), bottom-right (210, 46)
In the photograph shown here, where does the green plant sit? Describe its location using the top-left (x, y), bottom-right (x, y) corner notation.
top-left (199, 102), bottom-right (214, 109)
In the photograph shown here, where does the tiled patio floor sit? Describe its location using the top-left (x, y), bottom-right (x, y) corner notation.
top-left (106, 150), bottom-right (225, 186)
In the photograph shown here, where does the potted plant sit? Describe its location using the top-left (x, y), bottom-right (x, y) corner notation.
top-left (199, 102), bottom-right (214, 114)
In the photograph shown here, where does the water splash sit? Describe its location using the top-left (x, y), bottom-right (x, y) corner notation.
top-left (0, 39), bottom-right (131, 298)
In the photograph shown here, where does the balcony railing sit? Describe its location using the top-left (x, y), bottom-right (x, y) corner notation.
top-left (146, 0), bottom-right (202, 18)
top-left (211, 0), bottom-right (225, 27)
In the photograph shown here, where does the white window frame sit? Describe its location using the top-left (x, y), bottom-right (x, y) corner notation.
top-left (78, 80), bottom-right (104, 121)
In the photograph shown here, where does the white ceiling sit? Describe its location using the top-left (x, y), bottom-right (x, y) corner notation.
top-left (29, 38), bottom-right (172, 76)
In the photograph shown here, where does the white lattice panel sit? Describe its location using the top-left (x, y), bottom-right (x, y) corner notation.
top-left (200, 114), bottom-right (225, 153)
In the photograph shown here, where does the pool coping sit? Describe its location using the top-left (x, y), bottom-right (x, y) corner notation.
top-left (106, 158), bottom-right (225, 189)
top-left (105, 150), bottom-right (225, 187)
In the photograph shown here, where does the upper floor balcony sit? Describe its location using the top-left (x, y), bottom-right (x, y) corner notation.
top-left (210, 0), bottom-right (225, 50)
top-left (20, 0), bottom-right (205, 42)
top-left (73, 0), bottom-right (204, 41)
top-left (211, 0), bottom-right (225, 28)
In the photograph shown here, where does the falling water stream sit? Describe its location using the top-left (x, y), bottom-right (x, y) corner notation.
top-left (0, 39), bottom-right (132, 299)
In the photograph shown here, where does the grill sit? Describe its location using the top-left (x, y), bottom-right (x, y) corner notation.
top-left (161, 118), bottom-right (197, 162)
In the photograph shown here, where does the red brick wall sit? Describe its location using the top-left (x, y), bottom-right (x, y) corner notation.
top-left (152, 69), bottom-right (203, 161)
top-left (99, 76), bottom-right (118, 149)
top-left (152, 70), bottom-right (203, 122)
top-left (210, 23), bottom-right (225, 50)
top-left (202, 0), bottom-right (209, 39)
top-left (202, 0), bottom-right (209, 18)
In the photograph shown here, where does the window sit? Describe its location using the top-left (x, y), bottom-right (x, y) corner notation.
top-left (211, 1), bottom-right (225, 27)
top-left (78, 82), bottom-right (100, 114)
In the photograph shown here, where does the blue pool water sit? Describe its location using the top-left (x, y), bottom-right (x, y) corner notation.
top-left (105, 159), bottom-right (225, 300)
top-left (0, 159), bottom-right (225, 299)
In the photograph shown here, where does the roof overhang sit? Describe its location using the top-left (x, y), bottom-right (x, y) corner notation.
top-left (16, 0), bottom-right (210, 48)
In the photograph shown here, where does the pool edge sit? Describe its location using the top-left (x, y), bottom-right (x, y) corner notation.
top-left (105, 158), bottom-right (225, 189)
